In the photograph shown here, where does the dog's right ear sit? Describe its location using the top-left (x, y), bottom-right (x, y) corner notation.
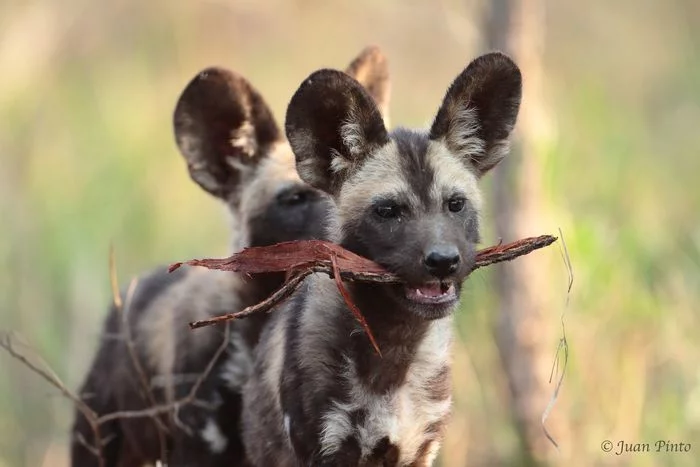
top-left (286, 70), bottom-right (389, 195)
top-left (344, 46), bottom-right (391, 124)
top-left (173, 68), bottom-right (282, 200)
top-left (429, 52), bottom-right (521, 177)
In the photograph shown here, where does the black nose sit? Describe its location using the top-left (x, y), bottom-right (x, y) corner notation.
top-left (424, 246), bottom-right (460, 278)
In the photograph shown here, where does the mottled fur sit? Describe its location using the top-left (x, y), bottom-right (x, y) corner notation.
top-left (70, 47), bottom-right (391, 467)
top-left (242, 52), bottom-right (522, 466)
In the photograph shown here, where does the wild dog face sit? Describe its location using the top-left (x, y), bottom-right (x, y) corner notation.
top-left (286, 52), bottom-right (521, 320)
top-left (172, 67), bottom-right (329, 255)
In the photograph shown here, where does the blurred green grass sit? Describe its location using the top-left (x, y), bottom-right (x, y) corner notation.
top-left (1, 0), bottom-right (699, 465)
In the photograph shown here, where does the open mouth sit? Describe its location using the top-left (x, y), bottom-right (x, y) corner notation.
top-left (404, 281), bottom-right (458, 305)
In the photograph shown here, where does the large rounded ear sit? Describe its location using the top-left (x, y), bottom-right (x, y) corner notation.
top-left (173, 68), bottom-right (282, 200)
top-left (429, 52), bottom-right (522, 177)
top-left (285, 70), bottom-right (389, 195)
top-left (344, 45), bottom-right (391, 125)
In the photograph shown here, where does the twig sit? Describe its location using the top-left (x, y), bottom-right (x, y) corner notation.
top-left (0, 326), bottom-right (231, 464)
top-left (112, 246), bottom-right (170, 456)
top-left (0, 247), bottom-right (245, 467)
top-left (96, 323), bottom-right (230, 425)
top-left (0, 331), bottom-right (106, 467)
top-left (180, 235), bottom-right (558, 333)
top-left (75, 432), bottom-right (102, 460)
top-left (189, 270), bottom-right (313, 329)
top-left (541, 228), bottom-right (572, 450)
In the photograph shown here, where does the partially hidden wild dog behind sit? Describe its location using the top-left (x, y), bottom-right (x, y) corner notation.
top-left (70, 46), bottom-right (391, 467)
top-left (241, 52), bottom-right (522, 466)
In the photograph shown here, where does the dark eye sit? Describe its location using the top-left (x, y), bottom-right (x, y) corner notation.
top-left (374, 201), bottom-right (401, 219)
top-left (447, 197), bottom-right (466, 213)
top-left (278, 189), bottom-right (312, 206)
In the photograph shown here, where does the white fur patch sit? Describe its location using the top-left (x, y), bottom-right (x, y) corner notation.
top-left (330, 148), bottom-right (352, 174)
top-left (290, 129), bottom-right (328, 188)
top-left (220, 331), bottom-right (254, 390)
top-left (340, 115), bottom-right (365, 158)
top-left (446, 106), bottom-right (485, 157)
top-left (261, 313), bottom-right (288, 402)
top-left (319, 319), bottom-right (453, 464)
top-left (486, 139), bottom-right (512, 168)
top-left (229, 120), bottom-right (257, 157)
top-left (324, 109), bottom-right (366, 177)
top-left (445, 106), bottom-right (513, 174)
top-left (283, 413), bottom-right (292, 441)
top-left (201, 418), bottom-right (228, 454)
top-left (423, 440), bottom-right (441, 466)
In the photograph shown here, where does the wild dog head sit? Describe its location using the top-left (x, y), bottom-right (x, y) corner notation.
top-left (286, 52), bottom-right (521, 320)
top-left (172, 46), bottom-right (391, 253)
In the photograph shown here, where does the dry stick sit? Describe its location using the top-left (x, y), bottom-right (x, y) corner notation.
top-left (541, 228), bottom-right (572, 450)
top-left (97, 323), bottom-right (230, 425)
top-left (0, 326), bottom-right (232, 449)
top-left (189, 269), bottom-right (313, 329)
top-left (0, 332), bottom-right (106, 467)
top-left (0, 248), bottom-right (242, 467)
top-left (185, 235), bottom-right (558, 332)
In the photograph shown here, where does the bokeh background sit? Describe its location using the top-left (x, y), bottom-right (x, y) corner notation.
top-left (1, 0), bottom-right (699, 466)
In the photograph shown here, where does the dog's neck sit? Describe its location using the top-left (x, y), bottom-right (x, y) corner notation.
top-left (348, 282), bottom-right (429, 389)
top-left (303, 279), bottom-right (453, 395)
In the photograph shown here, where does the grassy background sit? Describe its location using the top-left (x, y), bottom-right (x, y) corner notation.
top-left (1, 0), bottom-right (699, 465)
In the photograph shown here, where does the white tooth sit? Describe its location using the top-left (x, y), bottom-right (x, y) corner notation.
top-left (416, 289), bottom-right (423, 296)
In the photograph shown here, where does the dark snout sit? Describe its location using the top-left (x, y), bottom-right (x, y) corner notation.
top-left (423, 245), bottom-right (460, 278)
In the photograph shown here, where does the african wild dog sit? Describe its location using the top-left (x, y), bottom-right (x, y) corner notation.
top-left (241, 52), bottom-right (522, 466)
top-left (70, 47), bottom-right (391, 467)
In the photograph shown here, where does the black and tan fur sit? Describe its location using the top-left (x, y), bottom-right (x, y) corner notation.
top-left (70, 46), bottom-right (391, 467)
top-left (241, 52), bottom-right (522, 466)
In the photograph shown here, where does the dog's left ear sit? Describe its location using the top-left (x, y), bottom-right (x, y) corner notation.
top-left (173, 68), bottom-right (282, 201)
top-left (430, 52), bottom-right (522, 177)
top-left (285, 69), bottom-right (388, 195)
top-left (344, 45), bottom-right (391, 125)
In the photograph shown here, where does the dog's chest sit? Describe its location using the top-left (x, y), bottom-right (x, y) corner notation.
top-left (319, 355), bottom-right (452, 465)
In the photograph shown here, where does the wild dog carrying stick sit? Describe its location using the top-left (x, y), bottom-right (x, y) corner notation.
top-left (239, 51), bottom-right (526, 466)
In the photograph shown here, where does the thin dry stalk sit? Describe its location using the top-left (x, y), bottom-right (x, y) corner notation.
top-left (541, 227), bottom-right (572, 450)
top-left (110, 252), bottom-right (169, 458)
top-left (0, 331), bottom-right (106, 467)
